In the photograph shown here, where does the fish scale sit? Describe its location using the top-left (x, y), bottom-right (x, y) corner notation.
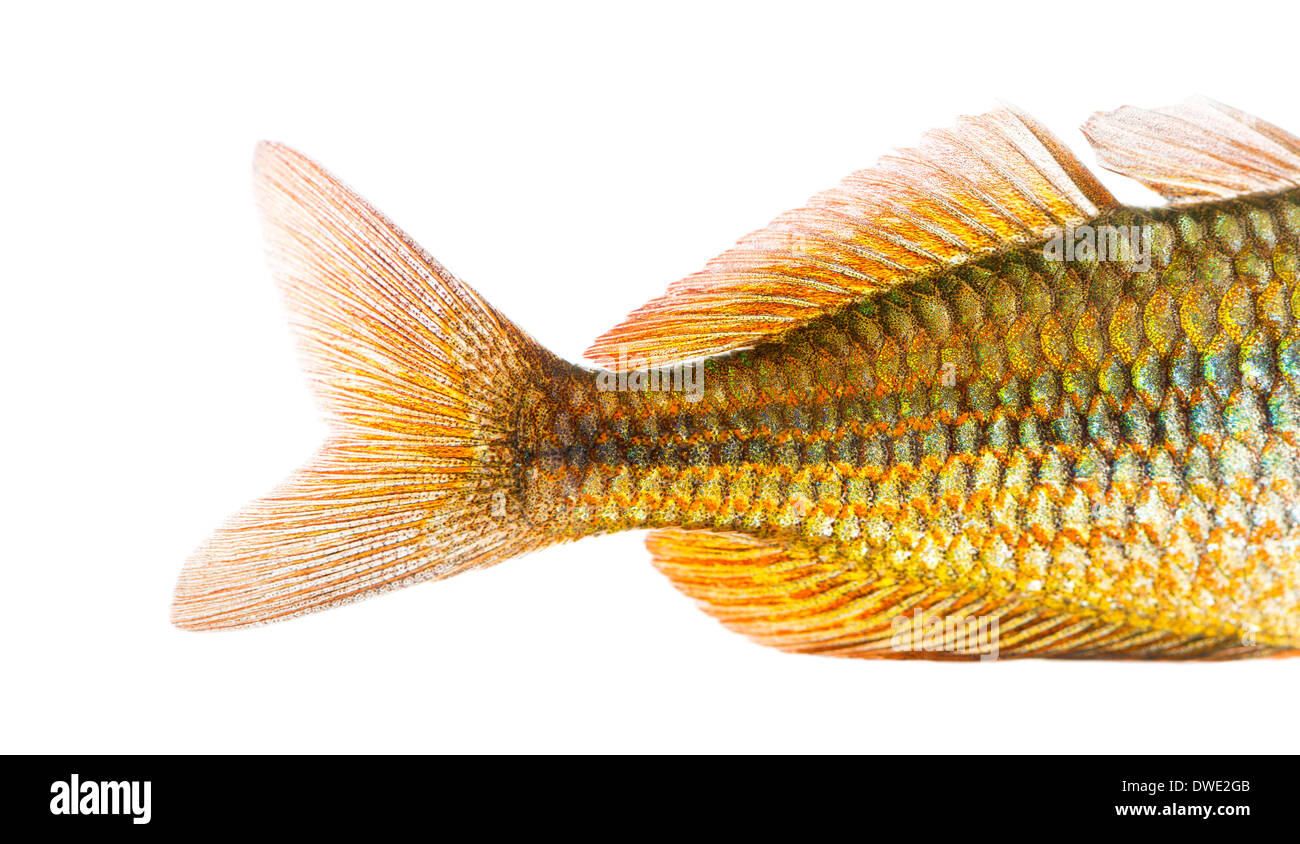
top-left (173, 100), bottom-right (1300, 655)
top-left (517, 195), bottom-right (1300, 645)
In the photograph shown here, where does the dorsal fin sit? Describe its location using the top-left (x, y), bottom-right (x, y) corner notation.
top-left (585, 106), bottom-right (1117, 369)
top-left (1081, 96), bottom-right (1300, 204)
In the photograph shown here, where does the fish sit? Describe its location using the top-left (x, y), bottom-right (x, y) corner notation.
top-left (173, 97), bottom-right (1300, 660)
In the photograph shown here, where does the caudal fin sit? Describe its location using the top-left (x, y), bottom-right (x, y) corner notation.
top-left (172, 143), bottom-right (557, 630)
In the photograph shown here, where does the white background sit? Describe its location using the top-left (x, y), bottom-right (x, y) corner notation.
top-left (4, 1), bottom-right (1298, 753)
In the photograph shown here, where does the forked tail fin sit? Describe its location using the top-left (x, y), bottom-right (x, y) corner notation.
top-left (172, 143), bottom-right (558, 630)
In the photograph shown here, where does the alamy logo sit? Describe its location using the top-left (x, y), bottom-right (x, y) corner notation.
top-left (49, 774), bottom-right (151, 824)
top-left (596, 345), bottom-right (705, 403)
top-left (890, 609), bottom-right (1000, 661)
top-left (1043, 223), bottom-right (1152, 271)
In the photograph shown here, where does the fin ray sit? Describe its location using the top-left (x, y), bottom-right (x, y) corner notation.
top-left (587, 107), bottom-right (1117, 369)
top-left (172, 143), bottom-right (553, 630)
top-left (1081, 96), bottom-right (1300, 203)
top-left (647, 529), bottom-right (1295, 660)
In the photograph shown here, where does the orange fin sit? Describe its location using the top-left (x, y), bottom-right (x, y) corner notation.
top-left (1081, 96), bottom-right (1300, 203)
top-left (172, 143), bottom-right (555, 630)
top-left (586, 106), bottom-right (1117, 369)
top-left (647, 529), bottom-right (1293, 660)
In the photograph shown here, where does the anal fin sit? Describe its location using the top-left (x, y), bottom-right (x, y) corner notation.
top-left (647, 529), bottom-right (1295, 660)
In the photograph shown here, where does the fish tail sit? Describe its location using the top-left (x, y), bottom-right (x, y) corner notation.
top-left (171, 143), bottom-right (560, 630)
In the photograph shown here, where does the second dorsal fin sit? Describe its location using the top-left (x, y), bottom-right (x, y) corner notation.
top-left (1081, 96), bottom-right (1300, 203)
top-left (585, 106), bottom-right (1118, 370)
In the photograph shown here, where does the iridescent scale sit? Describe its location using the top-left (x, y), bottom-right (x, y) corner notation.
top-left (521, 194), bottom-right (1300, 645)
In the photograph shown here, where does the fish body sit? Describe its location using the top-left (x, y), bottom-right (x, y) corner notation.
top-left (174, 98), bottom-right (1300, 659)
